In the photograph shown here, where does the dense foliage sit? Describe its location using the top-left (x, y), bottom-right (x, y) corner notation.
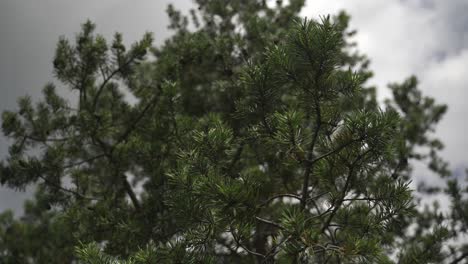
top-left (0, 1), bottom-right (466, 263)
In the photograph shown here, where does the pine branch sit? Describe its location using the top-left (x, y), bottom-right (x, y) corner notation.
top-left (262, 234), bottom-right (293, 263)
top-left (92, 54), bottom-right (140, 111)
top-left (259, 193), bottom-right (302, 207)
top-left (226, 143), bottom-right (244, 177)
top-left (301, 98), bottom-right (321, 209)
top-left (110, 99), bottom-right (156, 208)
top-left (93, 136), bottom-right (143, 210)
top-left (230, 227), bottom-right (266, 259)
top-left (320, 148), bottom-right (373, 233)
top-left (122, 173), bottom-right (141, 210)
top-left (321, 166), bottom-right (354, 233)
top-left (114, 93), bottom-right (159, 146)
top-left (61, 154), bottom-right (106, 169)
top-left (37, 174), bottom-right (97, 200)
top-left (25, 135), bottom-right (71, 142)
top-left (255, 216), bottom-right (285, 230)
top-left (309, 136), bottom-right (364, 165)
top-left (307, 191), bottom-right (329, 202)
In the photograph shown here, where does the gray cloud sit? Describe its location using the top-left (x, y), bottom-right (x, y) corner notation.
top-left (303, 0), bottom-right (468, 180)
top-left (0, 0), bottom-right (192, 215)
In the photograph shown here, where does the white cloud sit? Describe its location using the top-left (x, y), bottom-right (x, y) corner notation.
top-left (423, 49), bottom-right (468, 168)
top-left (302, 0), bottom-right (468, 173)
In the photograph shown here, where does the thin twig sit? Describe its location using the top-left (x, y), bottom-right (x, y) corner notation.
top-left (321, 148), bottom-right (373, 233)
top-left (61, 154), bottom-right (106, 169)
top-left (255, 216), bottom-right (285, 230)
top-left (309, 136), bottom-right (364, 164)
top-left (37, 174), bottom-right (97, 200)
top-left (230, 227), bottom-right (266, 259)
top-left (92, 54), bottom-right (139, 111)
top-left (450, 251), bottom-right (468, 264)
top-left (259, 193), bottom-right (302, 207)
top-left (301, 97), bottom-right (321, 209)
top-left (262, 235), bottom-right (293, 263)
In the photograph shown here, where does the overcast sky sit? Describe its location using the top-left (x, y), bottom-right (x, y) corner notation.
top-left (0, 0), bottom-right (192, 215)
top-left (303, 0), bottom-right (468, 187)
top-left (1, 0), bottom-right (467, 215)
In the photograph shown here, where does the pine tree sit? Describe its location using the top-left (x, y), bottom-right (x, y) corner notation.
top-left (0, 1), bottom-right (463, 263)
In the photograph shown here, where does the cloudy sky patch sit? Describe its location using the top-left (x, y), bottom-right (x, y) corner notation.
top-left (303, 0), bottom-right (468, 180)
top-left (0, 0), bottom-right (191, 214)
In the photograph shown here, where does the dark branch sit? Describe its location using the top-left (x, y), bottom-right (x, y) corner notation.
top-left (122, 174), bottom-right (141, 210)
top-left (114, 94), bottom-right (159, 147)
top-left (226, 143), bottom-right (245, 177)
top-left (301, 98), bottom-right (321, 209)
top-left (259, 193), bottom-right (301, 207)
top-left (321, 166), bottom-right (354, 233)
top-left (61, 154), bottom-right (106, 169)
top-left (321, 148), bottom-right (373, 233)
top-left (92, 54), bottom-right (139, 111)
top-left (230, 227), bottom-right (266, 259)
top-left (255, 216), bottom-right (285, 230)
top-left (450, 251), bottom-right (468, 264)
top-left (310, 136), bottom-right (364, 164)
top-left (37, 174), bottom-right (97, 200)
top-left (262, 235), bottom-right (292, 263)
